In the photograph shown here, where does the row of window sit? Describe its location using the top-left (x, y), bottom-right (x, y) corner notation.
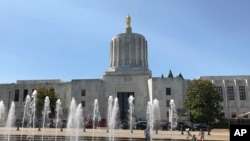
top-left (13, 89), bottom-right (87, 108)
top-left (14, 89), bottom-right (53, 102)
top-left (13, 85), bottom-right (247, 102)
top-left (14, 89), bottom-right (29, 102)
top-left (15, 87), bottom-right (164, 101)
top-left (166, 86), bottom-right (247, 101)
top-left (217, 86), bottom-right (247, 100)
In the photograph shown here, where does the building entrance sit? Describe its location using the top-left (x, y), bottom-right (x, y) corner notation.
top-left (117, 92), bottom-right (134, 120)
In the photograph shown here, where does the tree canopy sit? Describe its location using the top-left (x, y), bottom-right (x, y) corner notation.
top-left (36, 87), bottom-right (58, 119)
top-left (184, 78), bottom-right (223, 123)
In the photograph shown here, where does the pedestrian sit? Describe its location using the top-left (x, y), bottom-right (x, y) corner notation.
top-left (144, 128), bottom-right (150, 141)
top-left (186, 128), bottom-right (192, 139)
top-left (199, 129), bottom-right (205, 141)
top-left (191, 134), bottom-right (197, 141)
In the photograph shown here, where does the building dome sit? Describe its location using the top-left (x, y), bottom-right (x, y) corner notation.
top-left (105, 15), bottom-right (151, 76)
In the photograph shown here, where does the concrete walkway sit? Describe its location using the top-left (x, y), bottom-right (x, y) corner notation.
top-left (0, 127), bottom-right (229, 141)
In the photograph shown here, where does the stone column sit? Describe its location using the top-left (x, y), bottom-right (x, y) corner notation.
top-left (141, 38), bottom-right (145, 67)
top-left (138, 37), bottom-right (141, 65)
top-left (110, 40), bottom-right (113, 67)
top-left (116, 37), bottom-right (120, 66)
top-left (129, 35), bottom-right (132, 65)
top-left (131, 35), bottom-right (136, 65)
top-left (234, 79), bottom-right (239, 116)
top-left (125, 36), bottom-right (129, 65)
top-left (145, 40), bottom-right (148, 67)
top-left (140, 37), bottom-right (144, 66)
top-left (122, 36), bottom-right (126, 66)
top-left (135, 37), bottom-right (139, 65)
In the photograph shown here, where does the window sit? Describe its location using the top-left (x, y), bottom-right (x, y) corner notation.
top-left (231, 112), bottom-right (236, 118)
top-left (167, 111), bottom-right (169, 117)
top-left (23, 89), bottom-right (28, 101)
top-left (227, 86), bottom-right (234, 100)
top-left (239, 86), bottom-right (246, 100)
top-left (166, 100), bottom-right (170, 107)
top-left (81, 89), bottom-right (86, 96)
top-left (216, 86), bottom-right (223, 98)
top-left (166, 88), bottom-right (171, 95)
top-left (221, 112), bottom-right (225, 117)
top-left (81, 101), bottom-right (85, 107)
top-left (15, 89), bottom-right (19, 102)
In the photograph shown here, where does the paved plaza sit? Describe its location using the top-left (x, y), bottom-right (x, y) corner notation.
top-left (0, 127), bottom-right (229, 141)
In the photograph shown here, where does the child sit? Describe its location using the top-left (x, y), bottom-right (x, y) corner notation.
top-left (191, 134), bottom-right (197, 141)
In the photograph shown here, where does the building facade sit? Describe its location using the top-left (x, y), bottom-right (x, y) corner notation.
top-left (200, 76), bottom-right (250, 119)
top-left (0, 16), bottom-right (249, 122)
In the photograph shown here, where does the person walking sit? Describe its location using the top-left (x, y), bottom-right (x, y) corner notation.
top-left (199, 129), bottom-right (205, 141)
top-left (186, 128), bottom-right (192, 139)
top-left (191, 134), bottom-right (197, 141)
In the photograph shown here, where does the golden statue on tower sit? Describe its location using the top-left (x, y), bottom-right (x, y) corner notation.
top-left (126, 15), bottom-right (131, 28)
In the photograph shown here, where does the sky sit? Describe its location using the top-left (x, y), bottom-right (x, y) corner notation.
top-left (0, 0), bottom-right (250, 83)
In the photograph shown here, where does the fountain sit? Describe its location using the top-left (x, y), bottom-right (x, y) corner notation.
top-left (128, 95), bottom-right (135, 133)
top-left (146, 99), bottom-right (160, 141)
top-left (0, 101), bottom-right (5, 126)
top-left (93, 99), bottom-right (101, 129)
top-left (42, 96), bottom-right (51, 141)
top-left (108, 97), bottom-right (119, 141)
top-left (0, 95), bottom-right (187, 141)
top-left (146, 101), bottom-right (153, 141)
top-left (107, 96), bottom-right (113, 133)
top-left (20, 95), bottom-right (31, 140)
top-left (29, 90), bottom-right (37, 140)
top-left (169, 99), bottom-right (178, 141)
top-left (92, 99), bottom-right (101, 141)
top-left (169, 99), bottom-right (178, 130)
top-left (5, 101), bottom-right (15, 141)
top-left (67, 98), bottom-right (77, 141)
top-left (153, 99), bottom-right (160, 133)
top-left (55, 99), bottom-right (62, 141)
top-left (66, 98), bottom-right (83, 141)
top-left (75, 103), bottom-right (83, 141)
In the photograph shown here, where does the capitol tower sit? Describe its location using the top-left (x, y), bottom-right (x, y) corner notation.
top-left (105, 15), bottom-right (151, 76)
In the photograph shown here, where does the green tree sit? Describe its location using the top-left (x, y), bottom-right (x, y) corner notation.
top-left (36, 87), bottom-right (58, 119)
top-left (184, 78), bottom-right (223, 123)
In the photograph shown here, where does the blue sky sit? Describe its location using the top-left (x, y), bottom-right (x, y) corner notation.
top-left (0, 0), bottom-right (250, 83)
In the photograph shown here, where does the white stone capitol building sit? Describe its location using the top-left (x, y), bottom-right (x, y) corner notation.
top-left (0, 16), bottom-right (250, 121)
